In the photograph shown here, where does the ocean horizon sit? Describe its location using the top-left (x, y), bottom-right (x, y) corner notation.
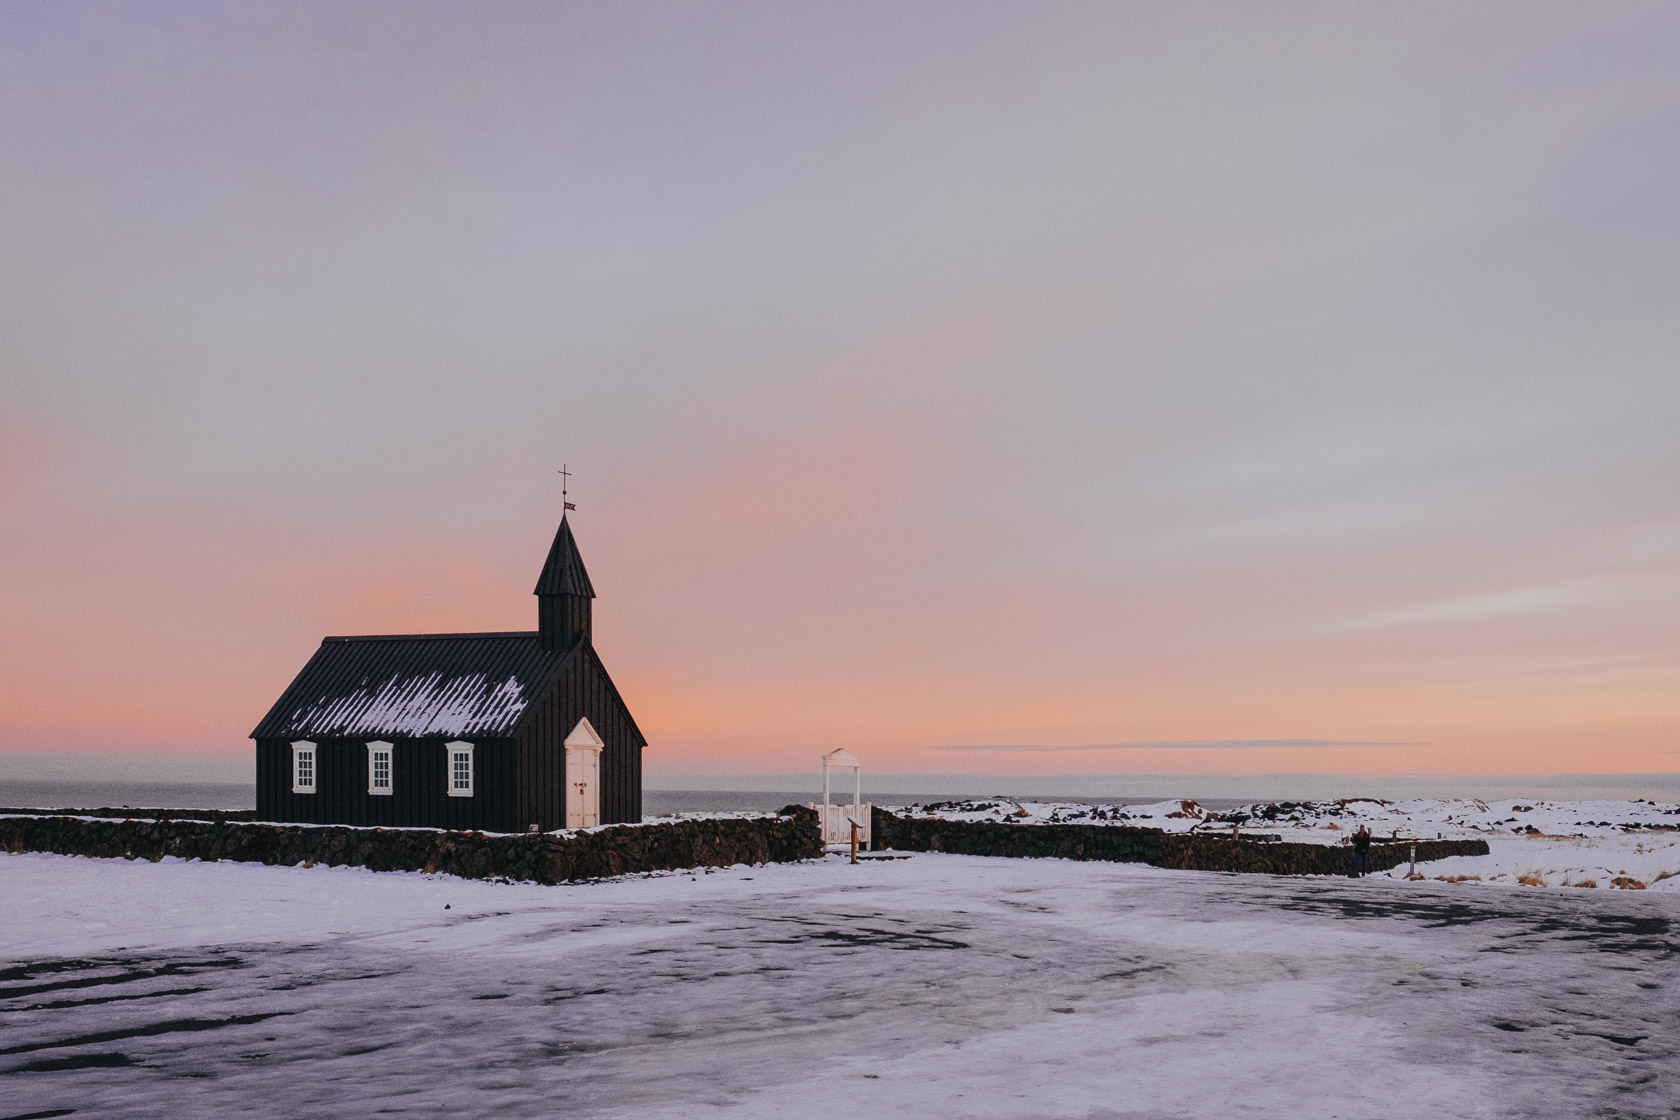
top-left (0, 779), bottom-right (1272, 817)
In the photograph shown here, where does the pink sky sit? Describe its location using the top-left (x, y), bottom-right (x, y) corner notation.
top-left (2, 3), bottom-right (1678, 785)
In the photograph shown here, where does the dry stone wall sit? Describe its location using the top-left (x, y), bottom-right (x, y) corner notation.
top-left (0, 808), bottom-right (823, 884)
top-left (1157, 832), bottom-right (1489, 875)
top-left (870, 809), bottom-right (1164, 863)
top-left (0, 805), bottom-right (1488, 883)
top-left (871, 807), bottom-right (1488, 875)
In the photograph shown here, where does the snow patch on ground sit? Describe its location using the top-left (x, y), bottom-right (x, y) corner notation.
top-left (2, 848), bottom-right (1677, 1118)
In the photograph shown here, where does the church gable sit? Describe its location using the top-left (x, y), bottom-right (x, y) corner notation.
top-left (543, 643), bottom-right (648, 749)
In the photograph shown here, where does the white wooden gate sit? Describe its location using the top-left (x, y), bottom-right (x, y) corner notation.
top-left (812, 748), bottom-right (870, 847)
top-left (815, 802), bottom-right (872, 846)
top-left (564, 717), bottom-right (603, 828)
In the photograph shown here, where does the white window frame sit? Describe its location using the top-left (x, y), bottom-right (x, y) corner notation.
top-left (291, 741), bottom-right (317, 794)
top-left (367, 741), bottom-right (393, 796)
top-left (446, 741), bottom-right (475, 797)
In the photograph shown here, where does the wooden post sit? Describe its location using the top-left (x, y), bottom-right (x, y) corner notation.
top-left (1408, 840), bottom-right (1417, 879)
top-left (850, 819), bottom-right (860, 865)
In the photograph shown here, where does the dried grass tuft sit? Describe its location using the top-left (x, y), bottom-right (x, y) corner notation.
top-left (1517, 873), bottom-right (1546, 887)
top-left (1610, 876), bottom-right (1646, 890)
top-left (1570, 879), bottom-right (1598, 889)
top-left (1434, 874), bottom-right (1482, 883)
top-left (1653, 869), bottom-right (1677, 884)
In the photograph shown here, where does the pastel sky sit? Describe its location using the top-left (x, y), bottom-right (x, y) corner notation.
top-left (3, 3), bottom-right (1679, 783)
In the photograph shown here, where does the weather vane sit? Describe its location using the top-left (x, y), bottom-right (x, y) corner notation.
top-left (559, 464), bottom-right (576, 512)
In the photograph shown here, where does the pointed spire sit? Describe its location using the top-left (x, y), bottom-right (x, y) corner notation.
top-left (534, 516), bottom-right (596, 599)
top-left (535, 516), bottom-right (594, 652)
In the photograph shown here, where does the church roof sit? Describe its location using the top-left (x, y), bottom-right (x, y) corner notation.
top-left (250, 632), bottom-right (573, 740)
top-left (533, 516), bottom-right (595, 598)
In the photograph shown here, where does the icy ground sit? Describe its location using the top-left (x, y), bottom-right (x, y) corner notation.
top-left (905, 797), bottom-right (1680, 894)
top-left (3, 851), bottom-right (1678, 1119)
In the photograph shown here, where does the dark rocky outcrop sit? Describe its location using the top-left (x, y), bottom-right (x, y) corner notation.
top-left (871, 807), bottom-right (1488, 875)
top-left (0, 807), bottom-right (824, 884)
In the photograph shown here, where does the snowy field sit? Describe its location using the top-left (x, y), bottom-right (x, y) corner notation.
top-left (905, 797), bottom-right (1680, 894)
top-left (3, 847), bottom-right (1677, 1119)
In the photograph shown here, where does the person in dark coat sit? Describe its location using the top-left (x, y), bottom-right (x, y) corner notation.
top-left (1352, 824), bottom-right (1372, 877)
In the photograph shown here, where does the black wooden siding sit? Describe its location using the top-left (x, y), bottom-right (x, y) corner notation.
top-left (537, 595), bottom-right (591, 651)
top-left (513, 646), bottom-right (644, 830)
top-left (513, 686), bottom-right (565, 833)
top-left (256, 737), bottom-right (519, 833)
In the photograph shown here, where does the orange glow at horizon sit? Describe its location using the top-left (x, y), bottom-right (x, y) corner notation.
top-left (2, 498), bottom-right (1677, 780)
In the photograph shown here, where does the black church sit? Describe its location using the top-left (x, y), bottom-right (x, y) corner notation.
top-left (251, 516), bottom-right (645, 832)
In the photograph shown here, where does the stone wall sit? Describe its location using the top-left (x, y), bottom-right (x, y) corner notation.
top-left (0, 808), bottom-right (824, 885)
top-left (871, 809), bottom-right (1164, 863)
top-left (872, 808), bottom-right (1488, 875)
top-left (1156, 833), bottom-right (1489, 875)
top-left (0, 805), bottom-right (1488, 883)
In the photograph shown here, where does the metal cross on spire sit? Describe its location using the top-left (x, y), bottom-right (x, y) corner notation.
top-left (559, 465), bottom-right (576, 512)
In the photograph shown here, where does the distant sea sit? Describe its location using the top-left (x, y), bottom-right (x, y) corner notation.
top-left (0, 780), bottom-right (1252, 816)
top-left (643, 790), bottom-right (1252, 814)
top-left (0, 781), bottom-right (258, 812)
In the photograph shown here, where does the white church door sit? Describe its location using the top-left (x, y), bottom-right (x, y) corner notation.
top-left (564, 717), bottom-right (604, 828)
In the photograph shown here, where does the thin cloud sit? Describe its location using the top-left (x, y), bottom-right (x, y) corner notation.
top-left (1331, 583), bottom-right (1614, 633)
top-left (939, 740), bottom-right (1414, 752)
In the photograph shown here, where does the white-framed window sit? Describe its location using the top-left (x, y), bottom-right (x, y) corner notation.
top-left (367, 742), bottom-right (393, 796)
top-left (446, 741), bottom-right (474, 797)
top-left (291, 741), bottom-right (317, 794)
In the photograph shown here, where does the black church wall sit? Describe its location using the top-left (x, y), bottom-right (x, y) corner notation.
top-left (256, 737), bottom-right (519, 833)
top-left (575, 647), bottom-right (643, 825)
top-left (514, 682), bottom-right (565, 833)
top-left (513, 649), bottom-right (644, 829)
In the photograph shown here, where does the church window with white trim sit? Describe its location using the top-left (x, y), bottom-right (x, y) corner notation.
top-left (291, 741), bottom-right (316, 794)
top-left (367, 742), bottom-right (393, 795)
top-left (447, 742), bottom-right (474, 797)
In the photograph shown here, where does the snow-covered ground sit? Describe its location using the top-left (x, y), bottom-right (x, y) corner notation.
top-left (902, 797), bottom-right (1680, 893)
top-left (3, 848), bottom-right (1677, 1118)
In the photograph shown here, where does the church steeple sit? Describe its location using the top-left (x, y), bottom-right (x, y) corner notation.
top-left (535, 516), bottom-right (595, 651)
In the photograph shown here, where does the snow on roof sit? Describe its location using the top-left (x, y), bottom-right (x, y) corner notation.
top-left (251, 632), bottom-right (569, 740)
